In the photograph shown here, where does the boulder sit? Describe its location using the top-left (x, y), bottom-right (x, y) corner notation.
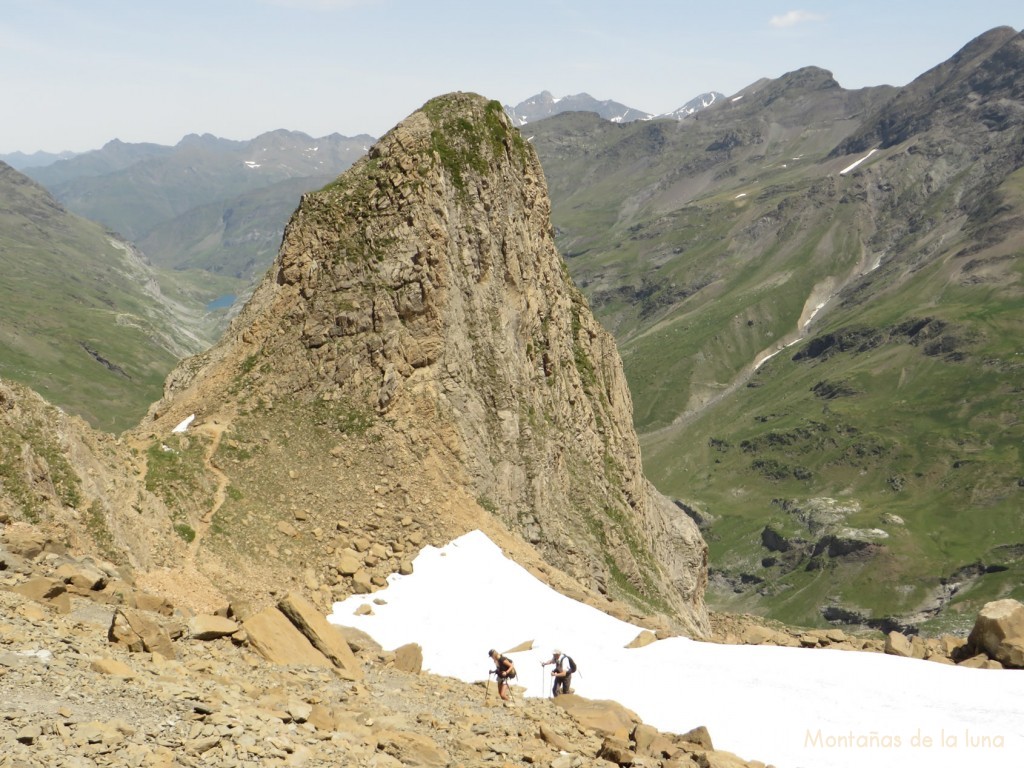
top-left (11, 577), bottom-right (66, 603)
top-left (242, 606), bottom-right (332, 667)
top-left (3, 528), bottom-right (48, 559)
top-left (598, 736), bottom-right (636, 765)
top-left (626, 630), bottom-right (658, 649)
top-left (131, 592), bottom-right (174, 616)
top-left (393, 642), bottom-right (423, 674)
top-left (632, 723), bottom-right (659, 754)
top-left (958, 654), bottom-right (1004, 670)
top-left (335, 624), bottom-right (383, 654)
top-left (538, 723), bottom-right (574, 752)
top-left (0, 546), bottom-right (29, 574)
top-left (337, 552), bottom-right (361, 576)
top-left (277, 592), bottom-right (364, 679)
top-left (739, 624), bottom-right (797, 647)
top-left (188, 615), bottom-right (239, 641)
top-left (678, 726), bottom-right (714, 750)
top-left (108, 608), bottom-right (176, 659)
top-left (55, 561), bottom-right (107, 591)
top-left (552, 694), bottom-right (641, 740)
top-left (968, 599), bottom-right (1024, 664)
top-left (883, 631), bottom-right (913, 658)
top-left (994, 637), bottom-right (1024, 669)
top-left (352, 570), bottom-right (374, 594)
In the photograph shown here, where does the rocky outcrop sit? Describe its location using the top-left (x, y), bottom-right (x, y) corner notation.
top-left (142, 93), bottom-right (708, 634)
top-left (965, 599), bottom-right (1024, 668)
top-left (0, 526), bottom-right (759, 768)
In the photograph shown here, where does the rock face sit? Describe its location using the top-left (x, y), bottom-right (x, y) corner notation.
top-left (145, 93), bottom-right (708, 634)
top-left (967, 599), bottom-right (1024, 668)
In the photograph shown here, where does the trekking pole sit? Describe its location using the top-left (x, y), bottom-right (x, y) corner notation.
top-left (484, 672), bottom-right (491, 703)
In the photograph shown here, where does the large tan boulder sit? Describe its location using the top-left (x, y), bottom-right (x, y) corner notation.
top-left (538, 723), bottom-right (574, 752)
top-left (883, 631), bottom-right (913, 657)
top-left (333, 624), bottom-right (382, 654)
top-left (108, 608), bottom-right (177, 659)
top-left (277, 592), bottom-right (364, 679)
top-left (11, 577), bottom-right (66, 602)
top-left (3, 528), bottom-right (48, 559)
top-left (968, 599), bottom-right (1024, 668)
top-left (552, 694), bottom-right (641, 740)
top-left (55, 561), bottom-right (107, 591)
top-left (242, 606), bottom-right (332, 667)
top-left (626, 630), bottom-right (658, 649)
top-left (597, 736), bottom-right (635, 765)
top-left (393, 642), bottom-right (423, 674)
top-left (188, 614), bottom-right (239, 641)
top-left (679, 725), bottom-right (715, 750)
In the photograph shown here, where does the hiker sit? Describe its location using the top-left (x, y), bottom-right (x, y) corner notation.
top-left (541, 649), bottom-right (574, 696)
top-left (488, 649), bottom-right (516, 700)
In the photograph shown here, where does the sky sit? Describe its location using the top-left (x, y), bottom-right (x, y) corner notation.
top-left (2, 1), bottom-right (1022, 154)
top-left (331, 530), bottom-right (1024, 768)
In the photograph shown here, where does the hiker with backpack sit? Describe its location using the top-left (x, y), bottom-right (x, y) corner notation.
top-left (488, 649), bottom-right (516, 701)
top-left (541, 649), bottom-right (575, 696)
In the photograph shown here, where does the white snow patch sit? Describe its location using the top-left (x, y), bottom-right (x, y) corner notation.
top-left (735, 192), bottom-right (748, 199)
top-left (244, 160), bottom-right (261, 169)
top-left (755, 337), bottom-right (802, 370)
top-left (731, 94), bottom-right (744, 102)
top-left (172, 414), bottom-right (195, 433)
top-left (840, 148), bottom-right (878, 175)
top-left (804, 301), bottom-right (827, 327)
top-left (329, 531), bottom-right (1023, 768)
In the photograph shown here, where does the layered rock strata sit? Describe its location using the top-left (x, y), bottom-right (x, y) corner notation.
top-left (143, 93), bottom-right (707, 633)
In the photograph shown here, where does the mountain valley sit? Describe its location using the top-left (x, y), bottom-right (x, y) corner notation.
top-left (2, 27), bottom-right (1023, 638)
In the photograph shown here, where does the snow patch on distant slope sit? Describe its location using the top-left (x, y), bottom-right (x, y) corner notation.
top-left (840, 148), bottom-right (878, 175)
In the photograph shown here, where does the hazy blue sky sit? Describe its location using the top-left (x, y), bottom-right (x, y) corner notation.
top-left (3, 0), bottom-right (1022, 153)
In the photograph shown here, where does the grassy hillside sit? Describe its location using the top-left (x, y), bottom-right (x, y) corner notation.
top-left (0, 162), bottom-right (222, 431)
top-left (532, 35), bottom-right (1024, 632)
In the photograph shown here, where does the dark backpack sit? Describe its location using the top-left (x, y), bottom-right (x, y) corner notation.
top-left (566, 655), bottom-right (577, 673)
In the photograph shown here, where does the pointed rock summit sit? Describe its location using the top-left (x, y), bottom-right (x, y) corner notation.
top-left (144, 92), bottom-right (707, 634)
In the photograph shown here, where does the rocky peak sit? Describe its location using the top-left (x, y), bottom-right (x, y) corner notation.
top-left (836, 26), bottom-right (1023, 152)
top-left (144, 92), bottom-right (708, 634)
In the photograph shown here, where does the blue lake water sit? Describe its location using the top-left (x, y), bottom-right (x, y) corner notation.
top-left (206, 294), bottom-right (236, 310)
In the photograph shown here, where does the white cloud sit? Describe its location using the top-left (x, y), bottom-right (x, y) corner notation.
top-left (769, 10), bottom-right (826, 28)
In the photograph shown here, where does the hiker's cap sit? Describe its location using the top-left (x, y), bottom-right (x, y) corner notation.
top-left (553, 649), bottom-right (561, 655)
top-left (488, 649), bottom-right (496, 656)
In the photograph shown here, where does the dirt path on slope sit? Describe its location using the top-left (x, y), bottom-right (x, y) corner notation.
top-left (131, 415), bottom-right (235, 614)
top-left (188, 418), bottom-right (230, 558)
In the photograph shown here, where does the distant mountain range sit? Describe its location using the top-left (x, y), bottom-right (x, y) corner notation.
top-left (6, 34), bottom-right (1024, 635)
top-left (0, 149), bottom-right (78, 169)
top-left (503, 90), bottom-right (724, 126)
top-left (530, 26), bottom-right (1024, 633)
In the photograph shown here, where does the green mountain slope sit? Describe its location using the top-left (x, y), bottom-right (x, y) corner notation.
top-left (26, 130), bottom-right (370, 244)
top-left (0, 162), bottom-right (219, 431)
top-left (532, 27), bottom-right (1024, 632)
top-left (137, 174), bottom-right (335, 280)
